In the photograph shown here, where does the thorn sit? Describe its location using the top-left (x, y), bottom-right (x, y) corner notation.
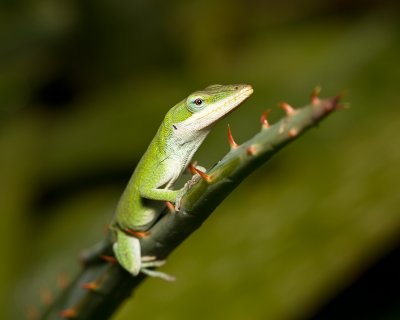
top-left (288, 128), bottom-right (298, 137)
top-left (320, 95), bottom-right (344, 112)
top-left (260, 110), bottom-right (271, 128)
top-left (336, 89), bottom-right (349, 101)
top-left (341, 102), bottom-right (350, 109)
top-left (102, 224), bottom-right (110, 235)
top-left (126, 229), bottom-right (150, 238)
top-left (227, 124), bottom-right (239, 149)
top-left (246, 146), bottom-right (257, 156)
top-left (188, 162), bottom-right (198, 175)
top-left (25, 306), bottom-right (39, 320)
top-left (165, 201), bottom-right (176, 213)
top-left (279, 102), bottom-right (295, 116)
top-left (81, 282), bottom-right (99, 291)
top-left (310, 86), bottom-right (321, 105)
top-left (79, 252), bottom-right (86, 265)
top-left (191, 166), bottom-right (213, 183)
top-left (40, 287), bottom-right (53, 305)
top-left (101, 255), bottom-right (117, 264)
top-left (57, 273), bottom-right (70, 289)
top-left (59, 308), bottom-right (77, 319)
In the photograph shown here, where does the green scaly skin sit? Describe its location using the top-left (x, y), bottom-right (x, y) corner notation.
top-left (111, 84), bottom-right (253, 279)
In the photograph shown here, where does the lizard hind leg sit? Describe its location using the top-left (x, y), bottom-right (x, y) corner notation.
top-left (141, 256), bottom-right (176, 281)
top-left (141, 267), bottom-right (176, 282)
top-left (113, 228), bottom-right (141, 275)
top-left (113, 228), bottom-right (176, 281)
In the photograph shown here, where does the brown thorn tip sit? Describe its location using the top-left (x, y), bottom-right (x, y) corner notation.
top-left (40, 287), bottom-right (53, 305)
top-left (59, 308), bottom-right (77, 319)
top-left (188, 162), bottom-right (198, 175)
top-left (279, 102), bottom-right (295, 116)
top-left (311, 86), bottom-right (321, 105)
top-left (227, 124), bottom-right (239, 149)
top-left (25, 306), bottom-right (39, 320)
top-left (82, 282), bottom-right (98, 291)
top-left (192, 166), bottom-right (212, 183)
top-left (288, 128), bottom-right (298, 138)
top-left (102, 224), bottom-right (110, 235)
top-left (57, 273), bottom-right (70, 289)
top-left (101, 255), bottom-right (117, 264)
top-left (126, 229), bottom-right (150, 238)
top-left (246, 146), bottom-right (257, 156)
top-left (166, 201), bottom-right (176, 213)
top-left (260, 110), bottom-right (271, 128)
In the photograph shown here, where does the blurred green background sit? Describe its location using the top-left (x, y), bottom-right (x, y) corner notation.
top-left (1, 0), bottom-right (400, 319)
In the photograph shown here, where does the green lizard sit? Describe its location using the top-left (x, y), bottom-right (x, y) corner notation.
top-left (111, 84), bottom-right (253, 280)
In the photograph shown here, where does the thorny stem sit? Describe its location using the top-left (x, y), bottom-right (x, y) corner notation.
top-left (40, 92), bottom-right (342, 320)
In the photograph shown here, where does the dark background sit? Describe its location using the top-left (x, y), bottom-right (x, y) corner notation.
top-left (1, 1), bottom-right (400, 319)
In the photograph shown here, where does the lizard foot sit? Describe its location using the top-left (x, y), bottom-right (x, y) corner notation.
top-left (141, 259), bottom-right (176, 281)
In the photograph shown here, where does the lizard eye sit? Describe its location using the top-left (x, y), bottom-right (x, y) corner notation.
top-left (186, 95), bottom-right (206, 113)
top-left (194, 98), bottom-right (203, 106)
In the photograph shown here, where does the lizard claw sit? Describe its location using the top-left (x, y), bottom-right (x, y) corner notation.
top-left (174, 191), bottom-right (185, 211)
top-left (174, 173), bottom-right (202, 211)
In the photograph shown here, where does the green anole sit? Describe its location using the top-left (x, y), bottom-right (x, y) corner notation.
top-left (111, 84), bottom-right (253, 280)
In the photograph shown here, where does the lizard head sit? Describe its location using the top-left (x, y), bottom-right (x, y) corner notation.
top-left (169, 84), bottom-right (253, 133)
